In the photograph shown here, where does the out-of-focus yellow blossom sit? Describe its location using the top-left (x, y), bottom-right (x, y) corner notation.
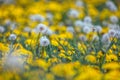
top-left (59, 40), bottom-right (69, 46)
top-left (54, 13), bottom-right (62, 21)
top-left (59, 52), bottom-right (66, 58)
top-left (104, 70), bottom-right (120, 80)
top-left (97, 51), bottom-right (104, 58)
top-left (24, 69), bottom-right (45, 80)
top-left (41, 51), bottom-right (48, 58)
top-left (88, 4), bottom-right (99, 18)
top-left (51, 40), bottom-right (59, 46)
top-left (106, 54), bottom-right (118, 62)
top-left (78, 43), bottom-right (86, 54)
top-left (4, 32), bottom-right (11, 37)
top-left (102, 62), bottom-right (120, 70)
top-left (46, 73), bottom-right (54, 80)
top-left (13, 43), bottom-right (23, 49)
top-left (48, 57), bottom-right (58, 63)
top-left (100, 9), bottom-right (111, 20)
top-left (84, 0), bottom-right (106, 5)
top-left (101, 27), bottom-right (109, 34)
top-left (58, 32), bottom-right (73, 39)
top-left (13, 29), bottom-right (21, 35)
top-left (86, 32), bottom-right (96, 41)
top-left (90, 51), bottom-right (96, 55)
top-left (74, 66), bottom-right (102, 80)
top-left (51, 63), bottom-right (76, 79)
top-left (47, 2), bottom-right (62, 12)
top-left (0, 72), bottom-right (21, 80)
top-left (107, 49), bottom-right (113, 54)
top-left (32, 59), bottom-right (50, 71)
top-left (85, 54), bottom-right (97, 63)
top-left (25, 39), bottom-right (36, 47)
top-left (0, 43), bottom-right (9, 53)
top-left (68, 50), bottom-right (75, 55)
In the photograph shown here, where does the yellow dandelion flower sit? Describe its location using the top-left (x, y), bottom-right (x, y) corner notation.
top-left (85, 55), bottom-right (97, 63)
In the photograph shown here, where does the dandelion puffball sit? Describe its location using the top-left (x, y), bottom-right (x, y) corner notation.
top-left (0, 26), bottom-right (5, 33)
top-left (9, 34), bottom-right (17, 41)
top-left (36, 23), bottom-right (48, 34)
top-left (68, 9), bottom-right (79, 18)
top-left (84, 16), bottom-right (92, 23)
top-left (30, 14), bottom-right (45, 22)
top-left (110, 16), bottom-right (118, 24)
top-left (40, 36), bottom-right (50, 46)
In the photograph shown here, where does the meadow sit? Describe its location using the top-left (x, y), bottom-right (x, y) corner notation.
top-left (0, 0), bottom-right (120, 80)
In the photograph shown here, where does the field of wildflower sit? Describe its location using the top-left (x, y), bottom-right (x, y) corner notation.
top-left (0, 0), bottom-right (120, 80)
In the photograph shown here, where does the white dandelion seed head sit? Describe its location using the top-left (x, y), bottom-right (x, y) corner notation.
top-left (109, 5), bottom-right (117, 11)
top-left (9, 34), bottom-right (17, 41)
top-left (106, 0), bottom-right (117, 11)
top-left (108, 29), bottom-right (117, 37)
top-left (40, 36), bottom-right (50, 46)
top-left (5, 19), bottom-right (12, 26)
top-left (24, 27), bottom-right (31, 32)
top-left (92, 35), bottom-right (99, 41)
top-left (95, 25), bottom-right (102, 33)
top-left (108, 29), bottom-right (118, 37)
top-left (36, 23), bottom-right (48, 34)
top-left (46, 28), bottom-right (54, 35)
top-left (110, 16), bottom-right (118, 24)
top-left (74, 20), bottom-right (84, 27)
top-left (83, 26), bottom-right (92, 33)
top-left (102, 21), bottom-right (108, 26)
top-left (67, 26), bottom-right (74, 33)
top-left (115, 31), bottom-right (120, 38)
top-left (10, 22), bottom-right (17, 30)
top-left (79, 35), bottom-right (87, 42)
top-left (68, 9), bottom-right (79, 18)
top-left (101, 33), bottom-right (110, 44)
top-left (108, 24), bottom-right (120, 30)
top-left (84, 16), bottom-right (92, 23)
top-left (106, 0), bottom-right (114, 7)
top-left (75, 0), bottom-right (84, 7)
top-left (30, 14), bottom-right (45, 22)
top-left (0, 26), bottom-right (5, 33)
top-left (46, 13), bottom-right (53, 21)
